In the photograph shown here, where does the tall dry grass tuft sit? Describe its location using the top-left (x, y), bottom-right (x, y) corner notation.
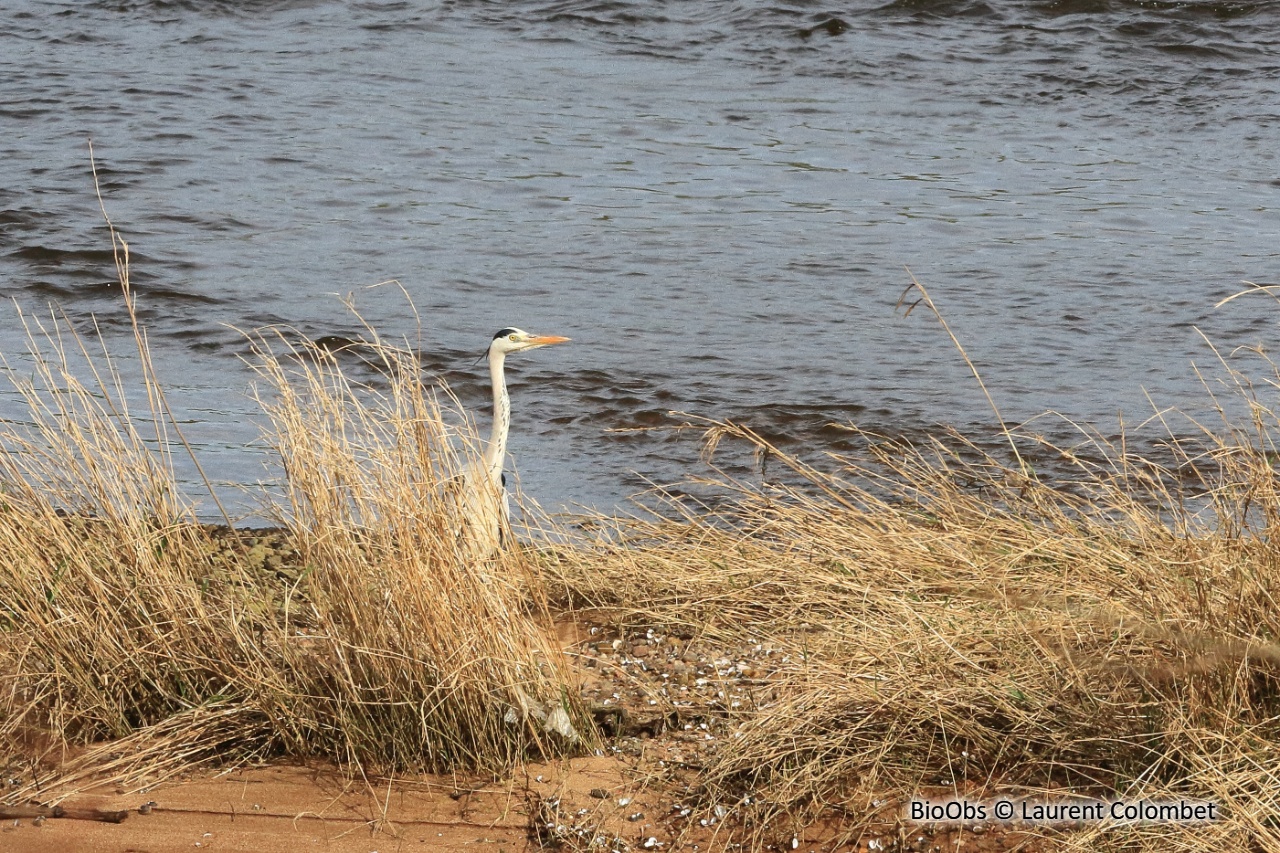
top-left (245, 313), bottom-right (588, 769)
top-left (0, 305), bottom-right (280, 795)
top-left (0, 197), bottom-right (587, 803)
top-left (545, 395), bottom-right (1280, 847)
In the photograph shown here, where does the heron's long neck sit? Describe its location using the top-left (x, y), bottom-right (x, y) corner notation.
top-left (483, 347), bottom-right (510, 483)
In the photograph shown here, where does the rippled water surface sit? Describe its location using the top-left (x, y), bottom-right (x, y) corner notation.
top-left (2, 0), bottom-right (1279, 518)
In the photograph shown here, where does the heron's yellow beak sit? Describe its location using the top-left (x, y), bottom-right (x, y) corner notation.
top-left (529, 335), bottom-right (571, 345)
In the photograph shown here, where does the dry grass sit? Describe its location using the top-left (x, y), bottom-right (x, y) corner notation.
top-left (543, 389), bottom-right (1280, 848)
top-left (0, 220), bottom-right (587, 805)
top-left (244, 313), bottom-right (588, 767)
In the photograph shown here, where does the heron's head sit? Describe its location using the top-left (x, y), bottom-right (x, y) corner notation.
top-left (488, 327), bottom-right (571, 356)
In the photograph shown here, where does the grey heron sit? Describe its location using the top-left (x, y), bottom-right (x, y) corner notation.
top-left (459, 327), bottom-right (570, 553)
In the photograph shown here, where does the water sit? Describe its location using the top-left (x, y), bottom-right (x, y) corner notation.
top-left (2, 0), bottom-right (1278, 520)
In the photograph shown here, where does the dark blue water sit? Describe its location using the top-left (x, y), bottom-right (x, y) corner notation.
top-left (2, 0), bottom-right (1278, 519)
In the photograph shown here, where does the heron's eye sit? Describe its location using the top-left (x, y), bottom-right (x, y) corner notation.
top-left (508, 333), bottom-right (519, 342)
